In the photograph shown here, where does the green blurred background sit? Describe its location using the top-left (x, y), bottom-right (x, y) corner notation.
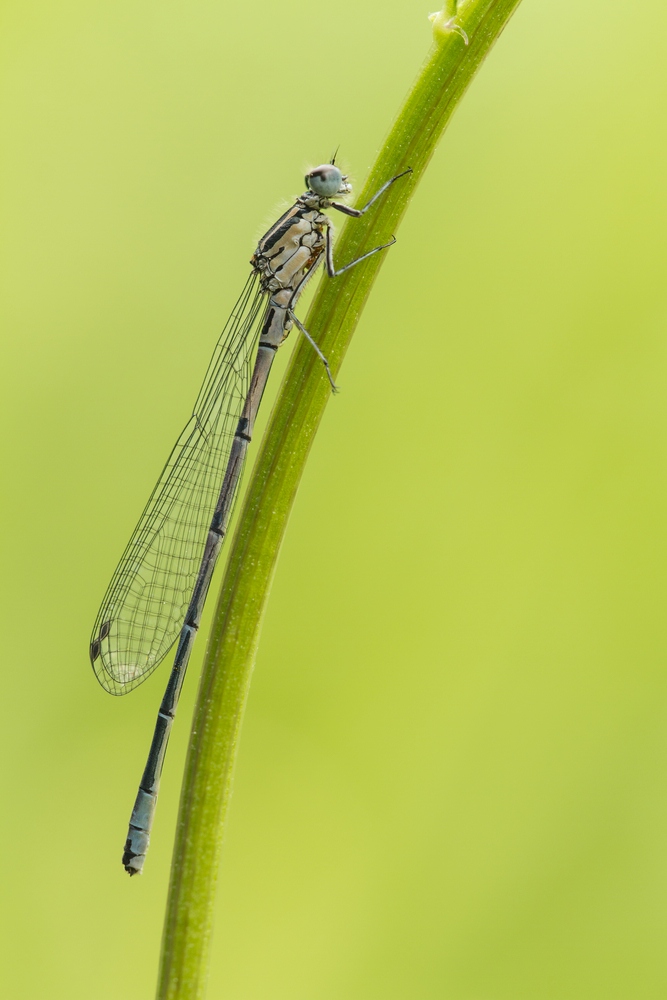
top-left (2, 1), bottom-right (667, 996)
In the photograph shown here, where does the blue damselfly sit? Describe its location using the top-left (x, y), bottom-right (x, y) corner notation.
top-left (90, 161), bottom-right (411, 874)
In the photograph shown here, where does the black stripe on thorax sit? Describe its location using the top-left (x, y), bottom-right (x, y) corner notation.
top-left (258, 203), bottom-right (309, 253)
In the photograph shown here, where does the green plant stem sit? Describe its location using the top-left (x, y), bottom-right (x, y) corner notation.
top-left (157, 2), bottom-right (523, 996)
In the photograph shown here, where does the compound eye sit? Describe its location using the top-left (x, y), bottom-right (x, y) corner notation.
top-left (307, 164), bottom-right (343, 197)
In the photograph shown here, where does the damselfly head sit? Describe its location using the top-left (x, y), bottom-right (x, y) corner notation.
top-left (305, 164), bottom-right (351, 199)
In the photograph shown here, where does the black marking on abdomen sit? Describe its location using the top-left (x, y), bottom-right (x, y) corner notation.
top-left (235, 416), bottom-right (252, 442)
top-left (260, 307), bottom-right (276, 337)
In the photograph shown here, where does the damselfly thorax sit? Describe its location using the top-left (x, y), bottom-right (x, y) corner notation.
top-left (252, 200), bottom-right (331, 346)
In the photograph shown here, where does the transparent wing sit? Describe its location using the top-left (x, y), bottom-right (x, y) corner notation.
top-left (90, 274), bottom-right (266, 695)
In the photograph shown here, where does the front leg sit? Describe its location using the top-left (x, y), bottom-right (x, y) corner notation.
top-left (330, 167), bottom-right (412, 219)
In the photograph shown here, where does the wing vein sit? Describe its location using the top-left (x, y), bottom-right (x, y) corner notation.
top-left (91, 273), bottom-right (266, 695)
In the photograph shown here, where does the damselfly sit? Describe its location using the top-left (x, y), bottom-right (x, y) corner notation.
top-left (90, 160), bottom-right (411, 874)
